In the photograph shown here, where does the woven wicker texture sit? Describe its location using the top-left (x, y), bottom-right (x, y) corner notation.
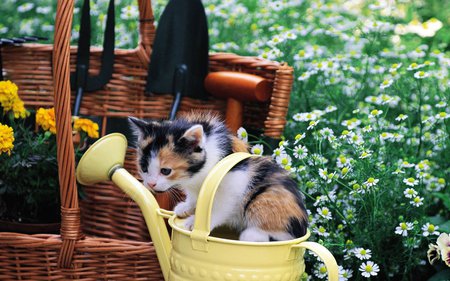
top-left (0, 0), bottom-right (293, 279)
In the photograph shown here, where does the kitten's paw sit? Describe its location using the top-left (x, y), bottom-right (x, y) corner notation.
top-left (174, 202), bottom-right (194, 218)
top-left (184, 215), bottom-right (195, 231)
top-left (239, 227), bottom-right (270, 242)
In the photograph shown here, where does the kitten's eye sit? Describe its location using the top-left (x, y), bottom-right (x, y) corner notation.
top-left (160, 168), bottom-right (172, 176)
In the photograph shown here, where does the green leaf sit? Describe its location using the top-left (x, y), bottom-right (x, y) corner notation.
top-left (429, 215), bottom-right (447, 226)
top-left (428, 269), bottom-right (450, 281)
top-left (434, 193), bottom-right (450, 211)
top-left (438, 221), bottom-right (450, 233)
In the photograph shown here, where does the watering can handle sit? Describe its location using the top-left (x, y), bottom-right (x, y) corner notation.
top-left (292, 241), bottom-right (339, 281)
top-left (191, 152), bottom-right (256, 250)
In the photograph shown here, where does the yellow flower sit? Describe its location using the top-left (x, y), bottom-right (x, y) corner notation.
top-left (11, 98), bottom-right (29, 119)
top-left (73, 118), bottom-right (99, 138)
top-left (0, 80), bottom-right (29, 119)
top-left (0, 123), bottom-right (15, 156)
top-left (36, 107), bottom-right (57, 134)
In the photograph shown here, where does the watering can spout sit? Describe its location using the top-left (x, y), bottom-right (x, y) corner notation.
top-left (76, 133), bottom-right (172, 281)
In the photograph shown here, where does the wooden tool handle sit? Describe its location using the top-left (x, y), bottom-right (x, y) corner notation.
top-left (204, 71), bottom-right (272, 102)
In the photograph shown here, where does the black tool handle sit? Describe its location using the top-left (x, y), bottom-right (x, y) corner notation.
top-left (169, 64), bottom-right (188, 120)
top-left (73, 64), bottom-right (87, 116)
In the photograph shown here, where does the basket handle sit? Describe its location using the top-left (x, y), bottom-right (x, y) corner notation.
top-left (53, 0), bottom-right (84, 268)
top-left (190, 152), bottom-right (256, 251)
top-left (137, 0), bottom-right (156, 62)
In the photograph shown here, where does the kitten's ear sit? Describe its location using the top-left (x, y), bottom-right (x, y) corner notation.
top-left (128, 117), bottom-right (151, 142)
top-left (181, 124), bottom-right (204, 149)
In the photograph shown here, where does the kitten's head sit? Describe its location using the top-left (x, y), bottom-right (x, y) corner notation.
top-left (129, 117), bottom-right (206, 192)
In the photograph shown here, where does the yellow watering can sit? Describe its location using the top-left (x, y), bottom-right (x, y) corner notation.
top-left (76, 133), bottom-right (339, 281)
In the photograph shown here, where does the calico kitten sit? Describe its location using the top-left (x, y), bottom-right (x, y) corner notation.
top-left (129, 113), bottom-right (308, 242)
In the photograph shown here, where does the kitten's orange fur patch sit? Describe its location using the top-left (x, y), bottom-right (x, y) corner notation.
top-left (140, 136), bottom-right (154, 149)
top-left (245, 186), bottom-right (307, 232)
top-left (232, 136), bottom-right (249, 152)
top-left (158, 145), bottom-right (189, 180)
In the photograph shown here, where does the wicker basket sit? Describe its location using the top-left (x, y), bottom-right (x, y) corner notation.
top-left (0, 0), bottom-right (294, 279)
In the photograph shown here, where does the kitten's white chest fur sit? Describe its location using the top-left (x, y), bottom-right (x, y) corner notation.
top-left (175, 133), bottom-right (249, 231)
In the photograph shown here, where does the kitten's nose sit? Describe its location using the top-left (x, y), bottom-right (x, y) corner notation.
top-left (147, 181), bottom-right (157, 189)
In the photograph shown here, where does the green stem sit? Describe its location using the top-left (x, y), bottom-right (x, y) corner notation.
top-left (416, 80), bottom-right (423, 158)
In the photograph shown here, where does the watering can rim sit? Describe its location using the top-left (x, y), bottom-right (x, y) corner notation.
top-left (169, 214), bottom-right (312, 246)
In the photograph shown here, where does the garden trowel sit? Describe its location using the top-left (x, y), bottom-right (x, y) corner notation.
top-left (145, 0), bottom-right (209, 120)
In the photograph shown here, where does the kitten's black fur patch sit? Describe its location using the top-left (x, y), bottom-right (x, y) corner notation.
top-left (287, 217), bottom-right (307, 237)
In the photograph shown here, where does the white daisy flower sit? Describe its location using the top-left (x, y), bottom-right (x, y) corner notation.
top-left (250, 144), bottom-right (264, 155)
top-left (293, 145), bottom-right (308, 159)
top-left (339, 266), bottom-right (353, 281)
top-left (317, 207), bottom-right (332, 220)
top-left (422, 223), bottom-right (440, 237)
top-left (18, 3), bottom-right (35, 13)
top-left (325, 105), bottom-right (337, 113)
top-left (319, 127), bottom-right (335, 141)
top-left (400, 161), bottom-right (415, 168)
top-left (298, 72), bottom-right (311, 81)
top-left (403, 177), bottom-right (419, 186)
top-left (362, 125), bottom-right (373, 133)
top-left (364, 177), bottom-right (379, 187)
top-left (237, 127), bottom-right (248, 142)
top-left (403, 188), bottom-right (417, 198)
top-left (353, 247), bottom-right (372, 260)
top-left (380, 79), bottom-right (393, 90)
top-left (359, 150), bottom-right (373, 159)
top-left (392, 168), bottom-right (405, 175)
top-left (395, 222), bottom-right (413, 236)
top-left (410, 196), bottom-right (424, 207)
top-left (369, 109), bottom-right (383, 118)
top-left (276, 152), bottom-right (292, 167)
top-left (314, 263), bottom-right (328, 279)
top-left (359, 261), bottom-right (380, 278)
top-left (313, 225), bottom-right (330, 237)
top-left (436, 101), bottom-right (447, 108)
top-left (406, 62), bottom-right (424, 71)
top-left (380, 132), bottom-right (393, 141)
top-left (389, 63), bottom-right (402, 73)
top-left (294, 133), bottom-right (306, 144)
top-left (307, 120), bottom-right (320, 130)
top-left (435, 112), bottom-right (450, 120)
top-left (414, 71), bottom-right (430, 79)
top-left (318, 168), bottom-right (329, 181)
top-left (395, 114), bottom-right (408, 121)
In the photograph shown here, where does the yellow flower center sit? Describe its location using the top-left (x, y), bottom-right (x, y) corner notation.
top-left (367, 177), bottom-right (375, 183)
top-left (319, 266), bottom-right (327, 274)
top-left (400, 223), bottom-right (407, 230)
top-left (439, 112), bottom-right (447, 118)
top-left (365, 264), bottom-right (373, 272)
top-left (360, 249), bottom-right (367, 255)
top-left (427, 224), bottom-right (435, 232)
top-left (253, 148), bottom-right (261, 155)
